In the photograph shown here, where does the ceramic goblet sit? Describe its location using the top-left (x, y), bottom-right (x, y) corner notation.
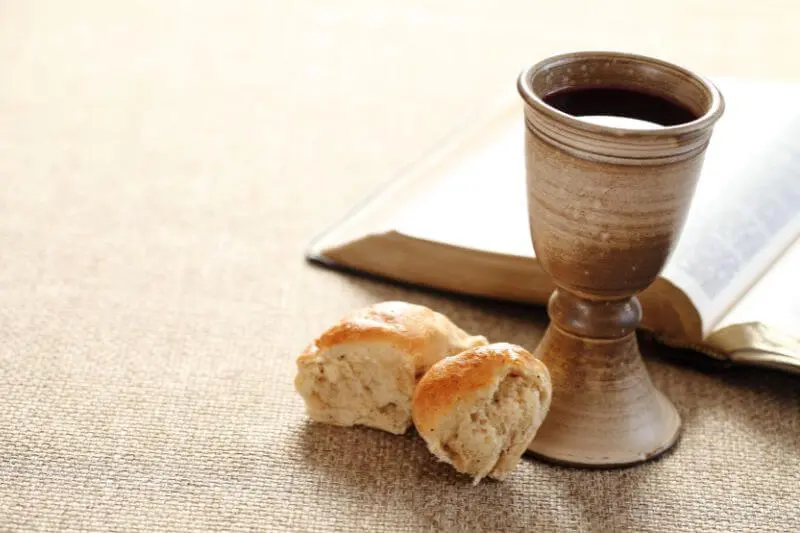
top-left (517, 51), bottom-right (724, 466)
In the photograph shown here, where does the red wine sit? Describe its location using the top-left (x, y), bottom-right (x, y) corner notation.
top-left (543, 87), bottom-right (698, 127)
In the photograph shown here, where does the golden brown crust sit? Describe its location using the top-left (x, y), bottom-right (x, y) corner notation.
top-left (315, 302), bottom-right (423, 351)
top-left (301, 301), bottom-right (487, 373)
top-left (412, 343), bottom-right (549, 432)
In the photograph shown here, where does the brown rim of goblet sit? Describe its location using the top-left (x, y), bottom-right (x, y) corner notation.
top-left (517, 50), bottom-right (725, 138)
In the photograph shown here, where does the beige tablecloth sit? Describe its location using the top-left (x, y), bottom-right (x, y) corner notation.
top-left (1, 1), bottom-right (798, 531)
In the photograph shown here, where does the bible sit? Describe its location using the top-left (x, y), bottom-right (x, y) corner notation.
top-left (307, 78), bottom-right (800, 375)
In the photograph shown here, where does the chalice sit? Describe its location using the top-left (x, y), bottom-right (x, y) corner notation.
top-left (518, 51), bottom-right (724, 466)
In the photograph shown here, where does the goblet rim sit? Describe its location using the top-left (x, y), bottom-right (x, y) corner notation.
top-left (517, 50), bottom-right (725, 138)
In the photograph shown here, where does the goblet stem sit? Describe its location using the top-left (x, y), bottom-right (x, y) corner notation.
top-left (527, 289), bottom-right (681, 466)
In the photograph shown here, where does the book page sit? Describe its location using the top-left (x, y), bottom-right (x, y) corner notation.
top-left (715, 237), bottom-right (800, 334)
top-left (705, 238), bottom-right (800, 374)
top-left (309, 100), bottom-right (532, 259)
top-left (662, 80), bottom-right (800, 335)
top-left (392, 106), bottom-right (533, 258)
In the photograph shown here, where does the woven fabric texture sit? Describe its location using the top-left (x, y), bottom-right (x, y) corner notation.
top-left (1, 1), bottom-right (798, 531)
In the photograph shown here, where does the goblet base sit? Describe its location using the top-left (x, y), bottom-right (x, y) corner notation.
top-left (527, 324), bottom-right (681, 467)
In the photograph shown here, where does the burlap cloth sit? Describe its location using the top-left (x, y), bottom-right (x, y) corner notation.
top-left (1, 2), bottom-right (798, 531)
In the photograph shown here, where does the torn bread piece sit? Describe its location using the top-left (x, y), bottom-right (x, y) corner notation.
top-left (295, 301), bottom-right (488, 434)
top-left (412, 343), bottom-right (552, 484)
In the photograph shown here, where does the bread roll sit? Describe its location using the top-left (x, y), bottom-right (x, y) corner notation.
top-left (294, 301), bottom-right (488, 435)
top-left (412, 343), bottom-right (551, 484)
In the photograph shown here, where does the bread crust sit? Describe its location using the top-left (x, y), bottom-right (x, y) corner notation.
top-left (298, 301), bottom-right (487, 375)
top-left (412, 343), bottom-right (550, 432)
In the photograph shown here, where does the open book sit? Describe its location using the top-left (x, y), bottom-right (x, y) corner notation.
top-left (307, 78), bottom-right (800, 375)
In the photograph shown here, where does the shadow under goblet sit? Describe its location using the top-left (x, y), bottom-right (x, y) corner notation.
top-left (518, 51), bottom-right (725, 467)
